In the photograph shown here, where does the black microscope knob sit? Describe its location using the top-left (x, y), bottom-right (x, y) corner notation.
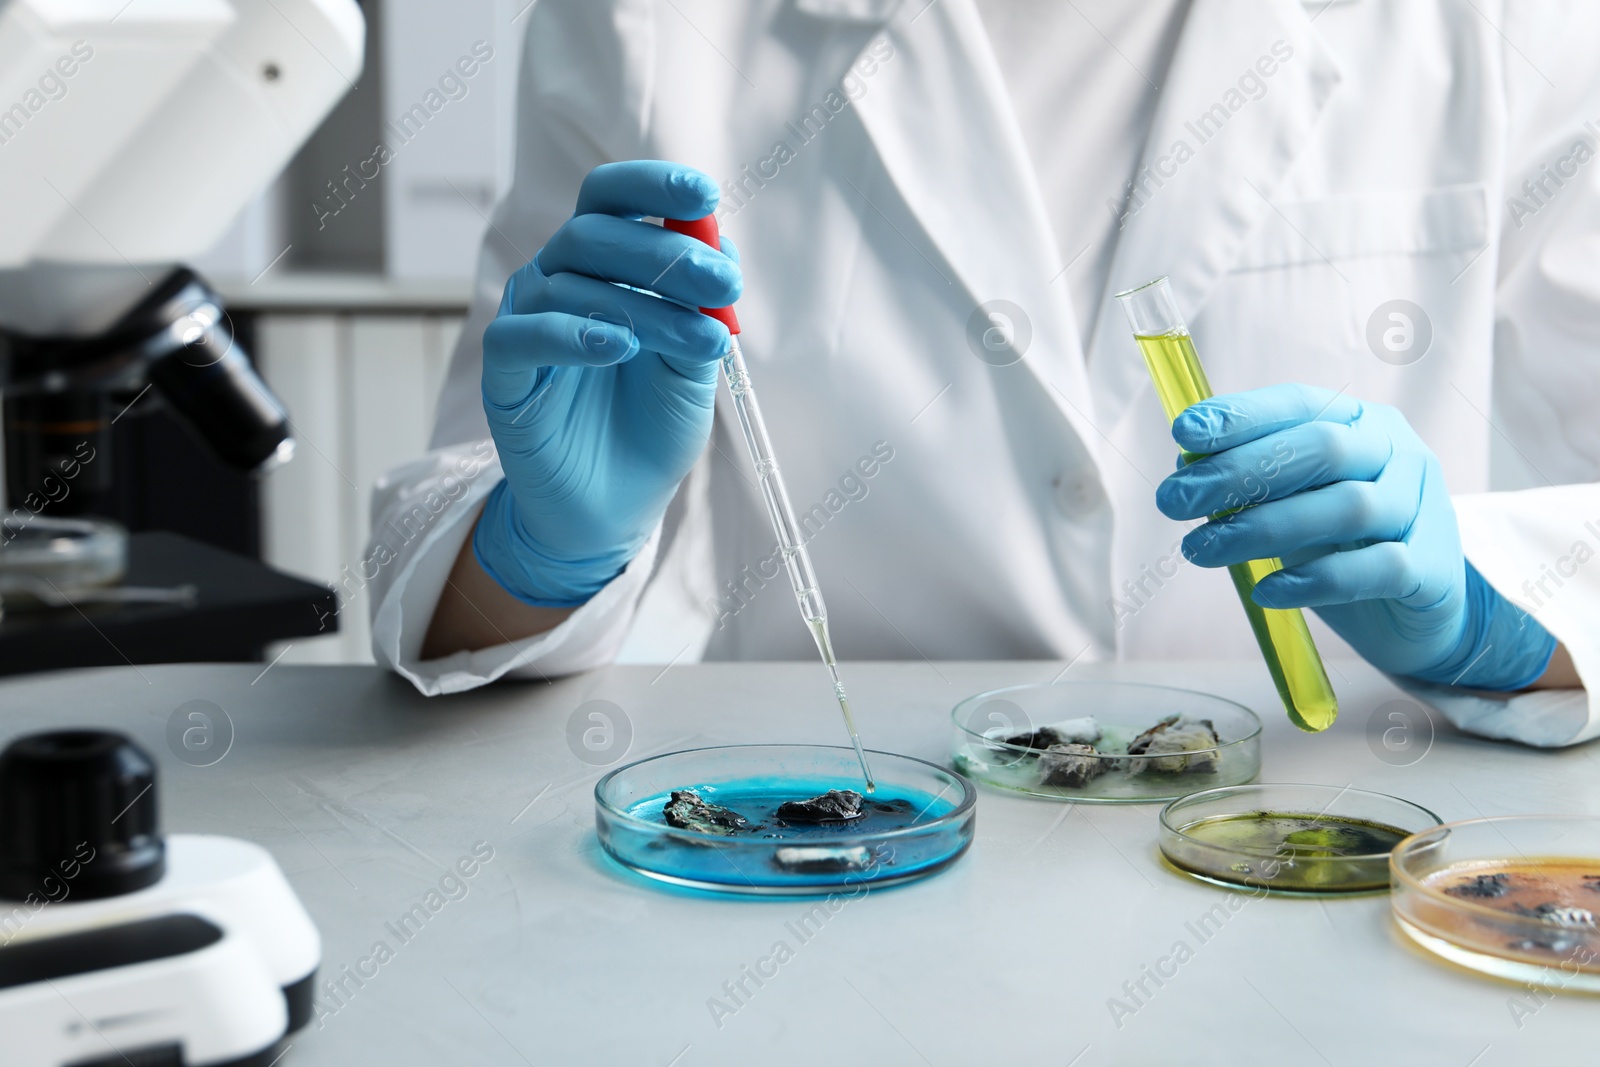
top-left (0, 730), bottom-right (165, 902)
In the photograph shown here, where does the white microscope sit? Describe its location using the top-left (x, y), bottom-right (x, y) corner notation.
top-left (0, 1), bottom-right (363, 1062)
top-left (0, 0), bottom-right (364, 518)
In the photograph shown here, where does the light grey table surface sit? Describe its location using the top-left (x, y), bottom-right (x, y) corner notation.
top-left (1, 658), bottom-right (1596, 1067)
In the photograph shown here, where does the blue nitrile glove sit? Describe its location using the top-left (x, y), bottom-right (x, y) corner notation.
top-left (1155, 384), bottom-right (1557, 691)
top-left (473, 161), bottom-right (741, 606)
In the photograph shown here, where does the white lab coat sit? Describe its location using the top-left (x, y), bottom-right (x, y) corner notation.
top-left (368, 0), bottom-right (1600, 747)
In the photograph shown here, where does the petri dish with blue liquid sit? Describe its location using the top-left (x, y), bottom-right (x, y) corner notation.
top-left (595, 745), bottom-right (975, 895)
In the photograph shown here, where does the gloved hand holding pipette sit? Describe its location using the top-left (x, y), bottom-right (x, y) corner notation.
top-left (467, 159), bottom-right (876, 784)
top-left (1156, 383), bottom-right (1559, 691)
top-left (473, 161), bottom-right (740, 606)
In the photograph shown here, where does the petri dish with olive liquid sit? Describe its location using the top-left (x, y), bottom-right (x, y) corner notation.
top-left (1160, 784), bottom-right (1441, 896)
top-left (595, 745), bottom-right (975, 895)
top-left (1391, 816), bottom-right (1600, 992)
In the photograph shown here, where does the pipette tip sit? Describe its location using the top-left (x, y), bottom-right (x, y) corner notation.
top-left (850, 734), bottom-right (877, 794)
top-left (828, 676), bottom-right (875, 791)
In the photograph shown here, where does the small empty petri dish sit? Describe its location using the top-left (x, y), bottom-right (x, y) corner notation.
top-left (595, 745), bottom-right (975, 895)
top-left (1160, 784), bottom-right (1440, 896)
top-left (0, 516), bottom-right (126, 611)
top-left (1391, 815), bottom-right (1600, 991)
top-left (950, 681), bottom-right (1261, 803)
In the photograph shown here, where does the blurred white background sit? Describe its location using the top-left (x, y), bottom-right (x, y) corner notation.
top-left (193, 0), bottom-right (533, 664)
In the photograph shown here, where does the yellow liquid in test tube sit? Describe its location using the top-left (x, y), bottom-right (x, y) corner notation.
top-left (1119, 279), bottom-right (1337, 732)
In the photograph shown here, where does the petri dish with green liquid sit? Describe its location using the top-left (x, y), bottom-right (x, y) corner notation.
top-left (1159, 784), bottom-right (1441, 895)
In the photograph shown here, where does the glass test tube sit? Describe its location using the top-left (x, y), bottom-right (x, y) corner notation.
top-left (1115, 276), bottom-right (1338, 733)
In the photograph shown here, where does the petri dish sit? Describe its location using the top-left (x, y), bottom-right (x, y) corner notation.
top-left (0, 516), bottom-right (125, 612)
top-left (594, 745), bottom-right (975, 895)
top-left (950, 681), bottom-right (1261, 803)
top-left (1160, 784), bottom-right (1440, 896)
top-left (1391, 815), bottom-right (1600, 992)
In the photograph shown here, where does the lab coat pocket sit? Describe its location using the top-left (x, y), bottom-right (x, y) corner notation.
top-left (1232, 186), bottom-right (1488, 271)
top-left (1199, 185), bottom-right (1489, 400)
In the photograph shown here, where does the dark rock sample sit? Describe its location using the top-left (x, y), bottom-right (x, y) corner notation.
top-left (997, 727), bottom-right (1067, 752)
top-left (1445, 873), bottom-right (1512, 899)
top-left (662, 790), bottom-right (750, 835)
top-left (1127, 716), bottom-right (1221, 774)
top-left (997, 717), bottom-right (1101, 752)
top-left (776, 789), bottom-right (865, 824)
top-left (1038, 743), bottom-right (1107, 789)
top-left (1508, 902), bottom-right (1596, 928)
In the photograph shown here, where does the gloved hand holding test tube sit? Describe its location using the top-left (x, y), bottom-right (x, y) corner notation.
top-left (1116, 276), bottom-right (1340, 732)
top-left (665, 215), bottom-right (877, 790)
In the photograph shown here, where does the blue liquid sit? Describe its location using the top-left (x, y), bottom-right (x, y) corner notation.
top-left (601, 774), bottom-right (970, 892)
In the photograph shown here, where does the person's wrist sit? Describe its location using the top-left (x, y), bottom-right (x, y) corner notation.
top-left (1407, 562), bottom-right (1557, 691)
top-left (471, 480), bottom-right (636, 608)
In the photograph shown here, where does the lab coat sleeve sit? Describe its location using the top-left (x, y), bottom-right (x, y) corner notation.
top-left (364, 441), bottom-right (661, 696)
top-left (1396, 488), bottom-right (1600, 747)
top-left (365, 0), bottom-right (663, 694)
top-left (1401, 5), bottom-right (1600, 747)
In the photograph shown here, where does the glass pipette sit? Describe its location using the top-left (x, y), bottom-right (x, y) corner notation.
top-left (665, 214), bottom-right (876, 790)
top-left (1115, 276), bottom-right (1339, 732)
